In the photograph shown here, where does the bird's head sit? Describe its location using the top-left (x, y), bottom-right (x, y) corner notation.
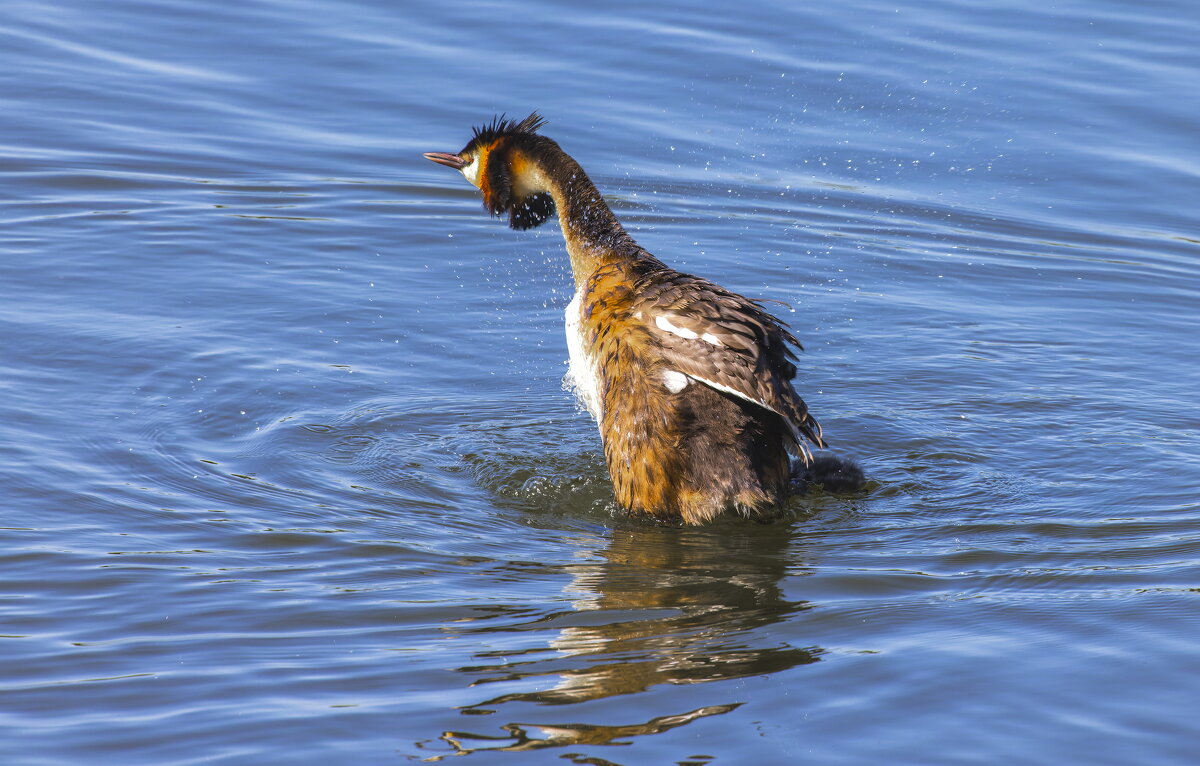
top-left (423, 112), bottom-right (557, 230)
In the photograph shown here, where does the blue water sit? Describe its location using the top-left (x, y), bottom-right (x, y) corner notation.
top-left (3, 0), bottom-right (1198, 763)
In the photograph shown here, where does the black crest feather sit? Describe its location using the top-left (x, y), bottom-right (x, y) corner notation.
top-left (471, 111), bottom-right (548, 146)
top-left (509, 192), bottom-right (555, 230)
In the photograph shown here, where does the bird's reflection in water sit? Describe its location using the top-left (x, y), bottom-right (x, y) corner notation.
top-left (431, 704), bottom-right (738, 762)
top-left (416, 521), bottom-right (821, 761)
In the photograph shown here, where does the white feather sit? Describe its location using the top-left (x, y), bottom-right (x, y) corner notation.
top-left (655, 314), bottom-right (698, 340)
top-left (685, 373), bottom-right (762, 411)
top-left (564, 289), bottom-right (603, 420)
top-left (662, 369), bottom-right (689, 393)
top-left (687, 373), bottom-right (808, 452)
top-left (461, 155), bottom-right (482, 186)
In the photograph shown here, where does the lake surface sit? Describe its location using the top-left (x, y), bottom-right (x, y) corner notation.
top-left (2, 0), bottom-right (1198, 763)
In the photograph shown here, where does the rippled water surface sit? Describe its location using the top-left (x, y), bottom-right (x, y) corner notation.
top-left (3, 1), bottom-right (1198, 763)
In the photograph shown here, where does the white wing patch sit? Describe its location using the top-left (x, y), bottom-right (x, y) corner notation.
top-left (685, 372), bottom-right (766, 412)
top-left (686, 372), bottom-right (809, 452)
top-left (654, 314), bottom-right (723, 346)
top-left (662, 369), bottom-right (689, 393)
top-left (655, 314), bottom-right (697, 340)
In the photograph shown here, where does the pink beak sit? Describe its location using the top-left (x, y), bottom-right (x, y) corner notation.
top-left (423, 152), bottom-right (467, 170)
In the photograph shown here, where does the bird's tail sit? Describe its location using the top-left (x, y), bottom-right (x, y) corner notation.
top-left (792, 454), bottom-right (865, 493)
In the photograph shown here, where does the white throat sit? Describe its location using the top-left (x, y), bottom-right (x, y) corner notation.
top-left (461, 155), bottom-right (482, 187)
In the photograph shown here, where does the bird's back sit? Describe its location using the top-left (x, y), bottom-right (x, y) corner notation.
top-left (568, 254), bottom-right (820, 523)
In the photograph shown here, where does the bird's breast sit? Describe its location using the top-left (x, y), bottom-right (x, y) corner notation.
top-left (564, 288), bottom-right (604, 421)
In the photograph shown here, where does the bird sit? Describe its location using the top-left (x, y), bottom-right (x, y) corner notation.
top-left (424, 112), bottom-right (846, 524)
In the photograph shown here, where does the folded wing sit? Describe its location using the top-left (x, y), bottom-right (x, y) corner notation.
top-left (632, 269), bottom-right (825, 461)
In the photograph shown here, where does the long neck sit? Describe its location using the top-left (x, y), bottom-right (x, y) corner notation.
top-left (517, 143), bottom-right (643, 286)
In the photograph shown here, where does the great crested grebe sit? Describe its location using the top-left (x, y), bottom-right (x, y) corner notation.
top-left (425, 113), bottom-right (854, 524)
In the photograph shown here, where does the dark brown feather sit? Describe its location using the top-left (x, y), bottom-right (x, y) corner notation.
top-left (631, 267), bottom-right (824, 458)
